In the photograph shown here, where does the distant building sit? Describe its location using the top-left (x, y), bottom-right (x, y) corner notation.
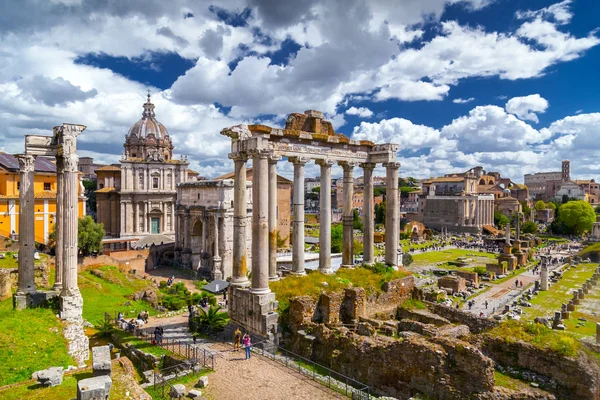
top-left (78, 157), bottom-right (106, 180)
top-left (524, 160), bottom-right (570, 201)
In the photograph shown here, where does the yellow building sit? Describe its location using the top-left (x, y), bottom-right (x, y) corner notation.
top-left (0, 153), bottom-right (86, 244)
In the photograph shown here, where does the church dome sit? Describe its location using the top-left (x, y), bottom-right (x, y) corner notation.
top-left (124, 93), bottom-right (174, 161)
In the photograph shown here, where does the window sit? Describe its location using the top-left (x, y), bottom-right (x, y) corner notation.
top-left (99, 183), bottom-right (104, 189)
top-left (17, 182), bottom-right (20, 190)
top-left (44, 182), bottom-right (51, 191)
top-left (139, 175), bottom-right (144, 190)
top-left (153, 177), bottom-right (159, 189)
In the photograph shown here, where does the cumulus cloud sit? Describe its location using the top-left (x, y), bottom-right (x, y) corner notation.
top-left (505, 94), bottom-right (549, 123)
top-left (516, 0), bottom-right (573, 25)
top-left (16, 75), bottom-right (98, 106)
top-left (352, 118), bottom-right (443, 150)
top-left (453, 97), bottom-right (475, 104)
top-left (345, 106), bottom-right (373, 118)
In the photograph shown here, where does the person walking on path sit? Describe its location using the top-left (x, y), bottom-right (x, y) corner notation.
top-left (242, 333), bottom-right (252, 360)
top-left (233, 328), bottom-right (242, 351)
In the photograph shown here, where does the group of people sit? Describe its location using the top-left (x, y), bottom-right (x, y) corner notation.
top-left (514, 279), bottom-right (525, 288)
top-left (117, 310), bottom-right (150, 332)
top-left (166, 275), bottom-right (176, 287)
top-left (233, 327), bottom-right (253, 360)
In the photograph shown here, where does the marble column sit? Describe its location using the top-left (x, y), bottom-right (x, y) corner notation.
top-left (540, 262), bottom-right (549, 291)
top-left (213, 213), bottom-right (222, 280)
top-left (316, 159), bottom-right (334, 274)
top-left (268, 156), bottom-right (281, 281)
top-left (170, 202), bottom-right (175, 233)
top-left (202, 212), bottom-right (208, 251)
top-left (231, 154), bottom-right (250, 287)
top-left (16, 154), bottom-right (36, 295)
top-left (339, 161), bottom-right (355, 268)
top-left (290, 157), bottom-right (308, 275)
top-left (61, 151), bottom-right (81, 299)
top-left (250, 150), bottom-right (270, 293)
top-left (361, 162), bottom-right (376, 265)
top-left (384, 162), bottom-right (400, 268)
top-left (54, 156), bottom-right (64, 291)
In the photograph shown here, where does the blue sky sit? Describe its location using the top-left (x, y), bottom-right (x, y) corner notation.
top-left (0, 0), bottom-right (599, 181)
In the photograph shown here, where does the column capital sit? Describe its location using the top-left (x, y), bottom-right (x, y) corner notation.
top-left (383, 161), bottom-right (401, 169)
top-left (268, 154), bottom-right (282, 164)
top-left (338, 161), bottom-right (358, 170)
top-left (360, 162), bottom-right (377, 170)
top-left (54, 123), bottom-right (86, 139)
top-left (315, 159), bottom-right (334, 167)
top-left (62, 154), bottom-right (79, 173)
top-left (229, 152), bottom-right (248, 162)
top-left (248, 148), bottom-right (272, 159)
top-left (289, 156), bottom-right (309, 165)
top-left (16, 154), bottom-right (36, 172)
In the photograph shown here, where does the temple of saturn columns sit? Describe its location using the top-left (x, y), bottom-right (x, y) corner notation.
top-left (220, 110), bottom-right (401, 337)
top-left (14, 123), bottom-right (86, 321)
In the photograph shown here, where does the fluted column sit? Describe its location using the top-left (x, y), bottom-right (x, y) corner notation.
top-left (170, 202), bottom-right (175, 233)
top-left (361, 162), bottom-right (376, 265)
top-left (384, 162), bottom-right (400, 268)
top-left (290, 157), bottom-right (308, 275)
top-left (316, 159), bottom-right (334, 274)
top-left (250, 150), bottom-right (270, 293)
top-left (61, 151), bottom-right (80, 298)
top-left (268, 156), bottom-right (281, 281)
top-left (340, 161), bottom-right (356, 268)
top-left (16, 154), bottom-right (36, 295)
top-left (54, 156), bottom-right (64, 291)
top-left (230, 154), bottom-right (250, 287)
top-left (213, 213), bottom-right (222, 280)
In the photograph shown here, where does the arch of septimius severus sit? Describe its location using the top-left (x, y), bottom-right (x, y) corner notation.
top-left (221, 110), bottom-right (401, 338)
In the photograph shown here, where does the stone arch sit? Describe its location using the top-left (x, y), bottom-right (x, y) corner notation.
top-left (488, 179), bottom-right (494, 185)
top-left (191, 218), bottom-right (205, 270)
top-left (479, 179), bottom-right (486, 185)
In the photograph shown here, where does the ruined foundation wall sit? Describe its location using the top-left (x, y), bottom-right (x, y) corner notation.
top-left (427, 302), bottom-right (499, 333)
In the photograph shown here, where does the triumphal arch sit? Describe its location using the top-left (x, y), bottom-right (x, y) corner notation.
top-left (221, 110), bottom-right (401, 337)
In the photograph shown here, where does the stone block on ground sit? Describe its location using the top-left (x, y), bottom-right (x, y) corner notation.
top-left (77, 375), bottom-right (112, 400)
top-left (196, 375), bottom-right (209, 388)
top-left (188, 389), bottom-right (202, 398)
top-left (170, 383), bottom-right (187, 398)
top-left (33, 366), bottom-right (64, 387)
top-left (92, 345), bottom-right (112, 376)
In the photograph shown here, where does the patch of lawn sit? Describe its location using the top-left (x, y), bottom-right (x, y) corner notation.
top-left (0, 252), bottom-right (48, 269)
top-left (0, 298), bottom-right (75, 386)
top-left (493, 370), bottom-right (531, 391)
top-left (271, 266), bottom-right (411, 311)
top-left (411, 249), bottom-right (496, 266)
top-left (579, 242), bottom-right (600, 258)
top-left (112, 330), bottom-right (172, 358)
top-left (521, 263), bottom-right (598, 337)
top-left (144, 369), bottom-right (211, 399)
top-left (79, 265), bottom-right (156, 324)
top-left (0, 371), bottom-right (93, 400)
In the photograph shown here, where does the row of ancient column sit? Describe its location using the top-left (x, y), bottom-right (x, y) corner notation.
top-left (16, 150), bottom-right (81, 302)
top-left (229, 150), bottom-right (401, 294)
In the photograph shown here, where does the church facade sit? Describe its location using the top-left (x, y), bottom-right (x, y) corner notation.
top-left (95, 94), bottom-right (190, 239)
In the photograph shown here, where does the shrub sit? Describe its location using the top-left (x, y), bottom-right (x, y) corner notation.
top-left (473, 266), bottom-right (487, 276)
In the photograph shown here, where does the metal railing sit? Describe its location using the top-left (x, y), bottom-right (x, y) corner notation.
top-left (150, 362), bottom-right (207, 399)
top-left (198, 325), bottom-right (370, 399)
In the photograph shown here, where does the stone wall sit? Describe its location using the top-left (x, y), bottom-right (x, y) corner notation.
top-left (482, 336), bottom-right (600, 400)
top-left (289, 325), bottom-right (495, 399)
top-left (427, 302), bottom-right (499, 334)
top-left (0, 263), bottom-right (50, 300)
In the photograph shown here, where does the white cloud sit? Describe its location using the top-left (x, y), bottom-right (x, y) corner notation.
top-left (345, 106), bottom-right (373, 118)
top-left (352, 118), bottom-right (444, 150)
top-left (516, 0), bottom-right (573, 25)
top-left (453, 97), bottom-right (475, 104)
top-left (505, 94), bottom-right (549, 123)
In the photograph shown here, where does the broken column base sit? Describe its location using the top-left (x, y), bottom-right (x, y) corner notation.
top-left (14, 290), bottom-right (60, 310)
top-left (77, 375), bottom-right (112, 400)
top-left (60, 293), bottom-right (84, 319)
top-left (228, 286), bottom-right (278, 340)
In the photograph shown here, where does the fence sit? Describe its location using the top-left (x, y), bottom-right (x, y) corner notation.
top-left (149, 362), bottom-right (207, 400)
top-left (198, 325), bottom-right (370, 399)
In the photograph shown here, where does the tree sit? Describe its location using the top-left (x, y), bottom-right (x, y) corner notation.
top-left (522, 221), bottom-right (538, 234)
top-left (556, 200), bottom-right (595, 235)
top-left (373, 187), bottom-right (386, 198)
top-left (331, 224), bottom-right (343, 253)
top-left (547, 202), bottom-right (557, 211)
top-left (534, 200), bottom-right (546, 210)
top-left (312, 186), bottom-right (320, 194)
top-left (494, 212), bottom-right (510, 228)
top-left (375, 201), bottom-right (386, 225)
top-left (192, 305), bottom-right (229, 332)
top-left (82, 179), bottom-right (97, 216)
top-left (521, 201), bottom-right (531, 218)
top-left (353, 209), bottom-right (363, 232)
top-left (78, 215), bottom-right (105, 256)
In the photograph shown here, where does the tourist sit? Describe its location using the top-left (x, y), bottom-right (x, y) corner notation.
top-left (479, 312), bottom-right (484, 318)
top-left (242, 333), bottom-right (252, 360)
top-left (234, 327), bottom-right (242, 351)
top-left (484, 301), bottom-right (488, 309)
top-left (515, 280), bottom-right (519, 288)
top-left (117, 312), bottom-right (123, 322)
top-left (142, 310), bottom-right (149, 323)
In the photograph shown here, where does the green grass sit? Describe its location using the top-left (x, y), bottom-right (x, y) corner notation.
top-left (0, 252), bottom-right (48, 269)
top-left (411, 249), bottom-right (496, 266)
top-left (493, 370), bottom-right (532, 391)
top-left (520, 263), bottom-right (599, 337)
top-left (112, 330), bottom-right (172, 358)
top-left (400, 298), bottom-right (427, 310)
top-left (0, 298), bottom-right (75, 386)
top-left (0, 371), bottom-right (93, 400)
top-left (271, 267), bottom-right (411, 311)
top-left (488, 320), bottom-right (580, 357)
top-left (579, 242), bottom-right (600, 258)
top-left (144, 369), bottom-right (211, 399)
top-left (79, 265), bottom-right (156, 324)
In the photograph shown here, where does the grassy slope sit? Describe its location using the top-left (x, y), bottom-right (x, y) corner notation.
top-left (79, 265), bottom-right (156, 324)
top-left (270, 267), bottom-right (411, 310)
top-left (521, 263), bottom-right (599, 337)
top-left (411, 249), bottom-right (496, 266)
top-left (0, 299), bottom-right (75, 386)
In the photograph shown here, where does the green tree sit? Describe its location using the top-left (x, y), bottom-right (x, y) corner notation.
top-left (373, 187), bottom-right (386, 197)
top-left (547, 202), bottom-right (558, 211)
top-left (375, 201), bottom-right (386, 225)
top-left (78, 215), bottom-right (105, 256)
top-left (353, 209), bottom-right (363, 232)
top-left (403, 253), bottom-right (413, 267)
top-left (353, 239), bottom-right (363, 256)
top-left (534, 200), bottom-right (546, 210)
top-left (312, 186), bottom-right (320, 194)
top-left (82, 179), bottom-right (97, 215)
top-left (556, 200), bottom-right (596, 235)
top-left (494, 212), bottom-right (510, 228)
top-left (522, 221), bottom-right (538, 234)
top-left (331, 224), bottom-right (343, 253)
top-left (192, 305), bottom-right (229, 332)
top-left (521, 201), bottom-right (531, 218)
